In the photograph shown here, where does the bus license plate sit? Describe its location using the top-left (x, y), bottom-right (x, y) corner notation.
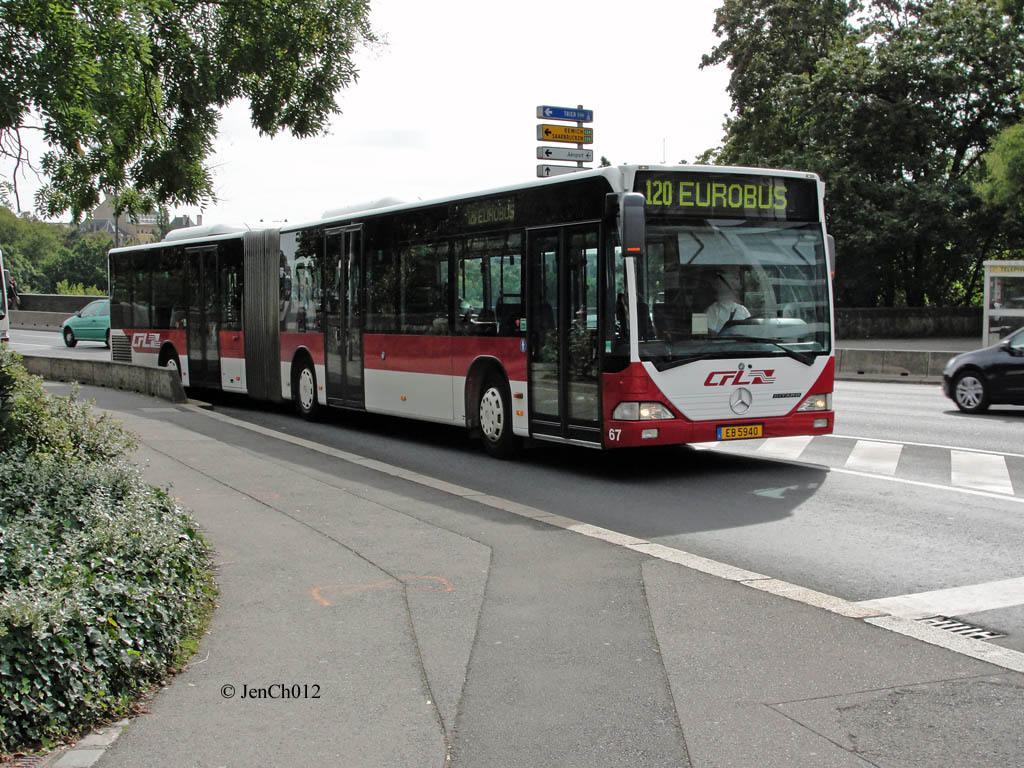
top-left (717, 424), bottom-right (763, 440)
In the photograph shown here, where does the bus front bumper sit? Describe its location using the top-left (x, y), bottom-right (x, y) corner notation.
top-left (603, 411), bottom-right (834, 449)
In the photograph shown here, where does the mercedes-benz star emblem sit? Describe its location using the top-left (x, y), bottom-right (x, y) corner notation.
top-left (730, 387), bottom-right (753, 415)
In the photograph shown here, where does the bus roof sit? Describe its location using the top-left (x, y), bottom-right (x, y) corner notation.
top-left (289, 164), bottom-right (821, 232)
top-left (108, 163), bottom-right (823, 252)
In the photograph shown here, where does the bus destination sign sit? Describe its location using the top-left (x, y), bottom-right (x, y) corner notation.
top-left (635, 171), bottom-right (819, 221)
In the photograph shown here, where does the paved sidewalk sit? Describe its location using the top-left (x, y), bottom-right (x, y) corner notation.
top-left (30, 385), bottom-right (1024, 767)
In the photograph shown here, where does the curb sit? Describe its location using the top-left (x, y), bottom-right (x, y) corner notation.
top-left (10, 720), bottom-right (129, 768)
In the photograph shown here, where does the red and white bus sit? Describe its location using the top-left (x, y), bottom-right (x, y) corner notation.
top-left (108, 164), bottom-right (835, 456)
top-left (1, 247), bottom-right (11, 345)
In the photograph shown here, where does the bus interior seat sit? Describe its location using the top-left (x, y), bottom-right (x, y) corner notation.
top-left (537, 301), bottom-right (555, 331)
top-left (471, 308), bottom-right (497, 335)
top-left (653, 303), bottom-right (672, 337)
top-left (495, 297), bottom-right (523, 335)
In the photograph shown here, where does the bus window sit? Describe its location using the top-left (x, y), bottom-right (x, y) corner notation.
top-left (0, 255), bottom-right (9, 344)
top-left (110, 252), bottom-right (133, 329)
top-left (400, 241), bottom-right (450, 334)
top-left (153, 247), bottom-right (186, 329)
top-left (221, 245), bottom-right (243, 331)
top-left (279, 232), bottom-right (298, 331)
top-left (289, 230), bottom-right (322, 333)
top-left (133, 253), bottom-right (152, 329)
top-left (459, 232), bottom-right (521, 337)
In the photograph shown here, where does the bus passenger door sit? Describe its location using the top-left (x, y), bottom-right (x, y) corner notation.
top-left (324, 227), bottom-right (365, 407)
top-left (186, 247), bottom-right (220, 387)
top-left (527, 225), bottom-right (601, 444)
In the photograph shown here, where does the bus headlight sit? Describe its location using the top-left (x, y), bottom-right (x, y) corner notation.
top-left (797, 393), bottom-right (832, 412)
top-left (612, 401), bottom-right (674, 420)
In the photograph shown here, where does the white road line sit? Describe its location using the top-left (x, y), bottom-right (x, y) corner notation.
top-left (856, 576), bottom-right (1024, 620)
top-left (950, 450), bottom-right (1014, 495)
top-left (830, 466), bottom-right (1024, 505)
top-left (755, 435), bottom-right (813, 460)
top-left (845, 439), bottom-right (903, 475)
top-left (833, 432), bottom-right (1024, 460)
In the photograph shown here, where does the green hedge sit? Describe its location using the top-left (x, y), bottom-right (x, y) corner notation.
top-left (0, 348), bottom-right (215, 753)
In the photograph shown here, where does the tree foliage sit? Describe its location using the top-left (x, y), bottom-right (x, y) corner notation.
top-left (0, 0), bottom-right (377, 222)
top-left (0, 207), bottom-right (112, 293)
top-left (703, 0), bottom-right (1024, 307)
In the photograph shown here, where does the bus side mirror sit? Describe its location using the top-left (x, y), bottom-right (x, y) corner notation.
top-left (621, 193), bottom-right (645, 256)
top-left (827, 234), bottom-right (836, 275)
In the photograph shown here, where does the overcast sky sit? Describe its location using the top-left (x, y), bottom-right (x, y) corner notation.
top-left (7, 0), bottom-right (733, 226)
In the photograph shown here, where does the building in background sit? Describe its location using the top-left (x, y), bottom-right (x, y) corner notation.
top-left (82, 198), bottom-right (201, 245)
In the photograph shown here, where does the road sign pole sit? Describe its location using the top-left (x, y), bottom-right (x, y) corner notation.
top-left (535, 104), bottom-right (594, 177)
top-left (577, 104), bottom-right (584, 168)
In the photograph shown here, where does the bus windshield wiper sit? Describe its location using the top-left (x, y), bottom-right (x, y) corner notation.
top-left (713, 336), bottom-right (816, 366)
top-left (655, 351), bottom-right (717, 371)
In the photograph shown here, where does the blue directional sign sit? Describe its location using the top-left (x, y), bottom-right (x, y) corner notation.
top-left (537, 105), bottom-right (594, 123)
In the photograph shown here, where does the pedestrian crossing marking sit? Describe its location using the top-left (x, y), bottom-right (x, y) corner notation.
top-left (950, 450), bottom-right (1015, 495)
top-left (755, 435), bottom-right (813, 460)
top-left (700, 435), bottom-right (1021, 499)
top-left (845, 440), bottom-right (903, 475)
top-left (856, 576), bottom-right (1024, 620)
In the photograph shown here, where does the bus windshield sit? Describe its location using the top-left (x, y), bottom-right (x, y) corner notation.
top-left (619, 218), bottom-right (831, 369)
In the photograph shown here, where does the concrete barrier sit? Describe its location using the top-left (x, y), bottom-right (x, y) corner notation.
top-left (18, 294), bottom-right (95, 313)
top-left (835, 348), bottom-right (959, 382)
top-left (10, 310), bottom-right (69, 331)
top-left (21, 356), bottom-right (187, 404)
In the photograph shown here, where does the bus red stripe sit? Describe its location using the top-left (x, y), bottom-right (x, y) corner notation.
top-left (364, 334), bottom-right (526, 379)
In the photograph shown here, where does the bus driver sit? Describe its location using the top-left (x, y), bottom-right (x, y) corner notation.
top-left (706, 271), bottom-right (750, 333)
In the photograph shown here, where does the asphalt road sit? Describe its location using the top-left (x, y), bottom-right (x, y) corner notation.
top-left (11, 328), bottom-right (1024, 655)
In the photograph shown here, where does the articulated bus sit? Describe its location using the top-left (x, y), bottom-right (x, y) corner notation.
top-left (108, 165), bottom-right (835, 457)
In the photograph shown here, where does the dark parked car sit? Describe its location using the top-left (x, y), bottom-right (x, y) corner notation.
top-left (942, 327), bottom-right (1024, 413)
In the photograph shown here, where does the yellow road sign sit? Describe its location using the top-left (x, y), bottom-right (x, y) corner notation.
top-left (537, 124), bottom-right (594, 144)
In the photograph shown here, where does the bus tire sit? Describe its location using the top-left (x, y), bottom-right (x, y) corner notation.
top-left (294, 359), bottom-right (320, 420)
top-left (478, 373), bottom-right (518, 458)
top-left (159, 346), bottom-right (182, 379)
top-left (63, 327), bottom-right (77, 347)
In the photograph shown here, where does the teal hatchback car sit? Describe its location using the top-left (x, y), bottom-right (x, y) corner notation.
top-left (62, 298), bottom-right (110, 347)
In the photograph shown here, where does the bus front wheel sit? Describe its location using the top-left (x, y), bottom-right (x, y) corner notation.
top-left (294, 361), bottom-right (320, 420)
top-left (478, 374), bottom-right (518, 458)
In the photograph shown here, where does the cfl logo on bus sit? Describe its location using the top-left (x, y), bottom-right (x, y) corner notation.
top-left (132, 332), bottom-right (162, 351)
top-left (704, 369), bottom-right (776, 387)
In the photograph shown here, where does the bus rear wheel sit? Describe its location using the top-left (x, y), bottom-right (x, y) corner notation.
top-left (478, 374), bottom-right (518, 458)
top-left (159, 347), bottom-right (182, 379)
top-left (294, 361), bottom-right (320, 420)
